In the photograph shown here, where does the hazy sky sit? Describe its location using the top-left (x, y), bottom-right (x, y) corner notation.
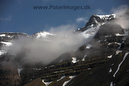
top-left (0, 0), bottom-right (129, 34)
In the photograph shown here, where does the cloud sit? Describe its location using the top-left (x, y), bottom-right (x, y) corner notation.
top-left (111, 5), bottom-right (128, 17)
top-left (76, 17), bottom-right (88, 23)
top-left (4, 24), bottom-right (93, 66)
top-left (111, 5), bottom-right (129, 29)
top-left (49, 24), bottom-right (77, 34)
top-left (95, 9), bottom-right (105, 14)
top-left (0, 15), bottom-right (12, 21)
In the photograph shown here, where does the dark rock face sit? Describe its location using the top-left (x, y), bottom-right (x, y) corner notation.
top-left (95, 23), bottom-right (124, 39)
top-left (0, 62), bottom-right (21, 86)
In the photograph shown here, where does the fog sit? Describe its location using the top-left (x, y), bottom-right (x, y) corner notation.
top-left (5, 25), bottom-right (94, 65)
top-left (112, 5), bottom-right (129, 29)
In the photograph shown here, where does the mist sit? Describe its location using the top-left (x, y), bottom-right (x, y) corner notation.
top-left (112, 5), bottom-right (129, 29)
top-left (4, 25), bottom-right (94, 66)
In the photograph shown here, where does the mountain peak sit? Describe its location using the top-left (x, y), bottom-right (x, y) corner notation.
top-left (96, 14), bottom-right (116, 19)
top-left (78, 14), bottom-right (116, 31)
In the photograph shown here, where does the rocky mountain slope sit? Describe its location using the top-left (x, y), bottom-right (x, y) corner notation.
top-left (0, 12), bottom-right (129, 86)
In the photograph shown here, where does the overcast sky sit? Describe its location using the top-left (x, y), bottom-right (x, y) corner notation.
top-left (0, 0), bottom-right (129, 34)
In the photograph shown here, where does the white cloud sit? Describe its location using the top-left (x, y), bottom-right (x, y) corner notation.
top-left (5, 24), bottom-right (90, 65)
top-left (0, 15), bottom-right (12, 21)
top-left (111, 5), bottom-right (129, 29)
top-left (111, 5), bottom-right (128, 17)
top-left (49, 24), bottom-right (77, 34)
top-left (95, 9), bottom-right (105, 14)
top-left (76, 17), bottom-right (87, 23)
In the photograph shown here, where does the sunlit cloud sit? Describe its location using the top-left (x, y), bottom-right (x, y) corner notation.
top-left (111, 5), bottom-right (129, 29)
top-left (95, 9), bottom-right (105, 14)
top-left (76, 17), bottom-right (88, 23)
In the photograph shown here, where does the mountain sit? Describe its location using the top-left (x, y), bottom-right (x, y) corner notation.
top-left (77, 14), bottom-right (116, 31)
top-left (0, 13), bottom-right (129, 86)
top-left (0, 32), bottom-right (29, 55)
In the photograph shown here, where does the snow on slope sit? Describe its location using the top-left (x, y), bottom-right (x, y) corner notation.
top-left (0, 34), bottom-right (6, 37)
top-left (110, 81), bottom-right (114, 86)
top-left (42, 80), bottom-right (52, 86)
top-left (113, 52), bottom-right (129, 77)
top-left (57, 76), bottom-right (66, 82)
top-left (81, 25), bottom-right (100, 38)
top-left (0, 50), bottom-right (6, 55)
top-left (35, 31), bottom-right (55, 38)
top-left (86, 44), bottom-right (92, 49)
top-left (0, 41), bottom-right (12, 46)
top-left (82, 54), bottom-right (87, 61)
top-left (63, 76), bottom-right (76, 86)
top-left (109, 68), bottom-right (112, 73)
top-left (72, 57), bottom-right (79, 63)
top-left (116, 50), bottom-right (122, 55)
top-left (17, 68), bottom-right (23, 76)
top-left (107, 55), bottom-right (112, 59)
top-left (96, 14), bottom-right (116, 20)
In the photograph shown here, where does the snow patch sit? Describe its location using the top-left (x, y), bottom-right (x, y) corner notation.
top-left (114, 42), bottom-right (121, 45)
top-left (63, 76), bottom-right (76, 86)
top-left (116, 50), bottom-right (122, 55)
top-left (0, 41), bottom-right (12, 46)
top-left (57, 76), bottom-right (65, 82)
top-left (80, 25), bottom-right (100, 39)
top-left (113, 52), bottom-right (129, 77)
top-left (82, 54), bottom-right (87, 61)
top-left (108, 42), bottom-right (121, 46)
top-left (109, 68), bottom-right (112, 73)
top-left (107, 55), bottom-right (112, 58)
top-left (36, 32), bottom-right (55, 38)
top-left (17, 68), bottom-right (23, 76)
top-left (0, 50), bottom-right (6, 56)
top-left (42, 80), bottom-right (52, 86)
top-left (97, 14), bottom-right (116, 20)
top-left (97, 15), bottom-right (110, 19)
top-left (91, 24), bottom-right (94, 27)
top-left (110, 81), bottom-right (113, 86)
top-left (86, 44), bottom-right (92, 49)
top-left (115, 32), bottom-right (128, 37)
top-left (115, 33), bottom-right (125, 36)
top-left (72, 57), bottom-right (78, 63)
top-left (108, 43), bottom-right (112, 45)
top-left (88, 68), bottom-right (91, 70)
top-left (0, 34), bottom-right (6, 37)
